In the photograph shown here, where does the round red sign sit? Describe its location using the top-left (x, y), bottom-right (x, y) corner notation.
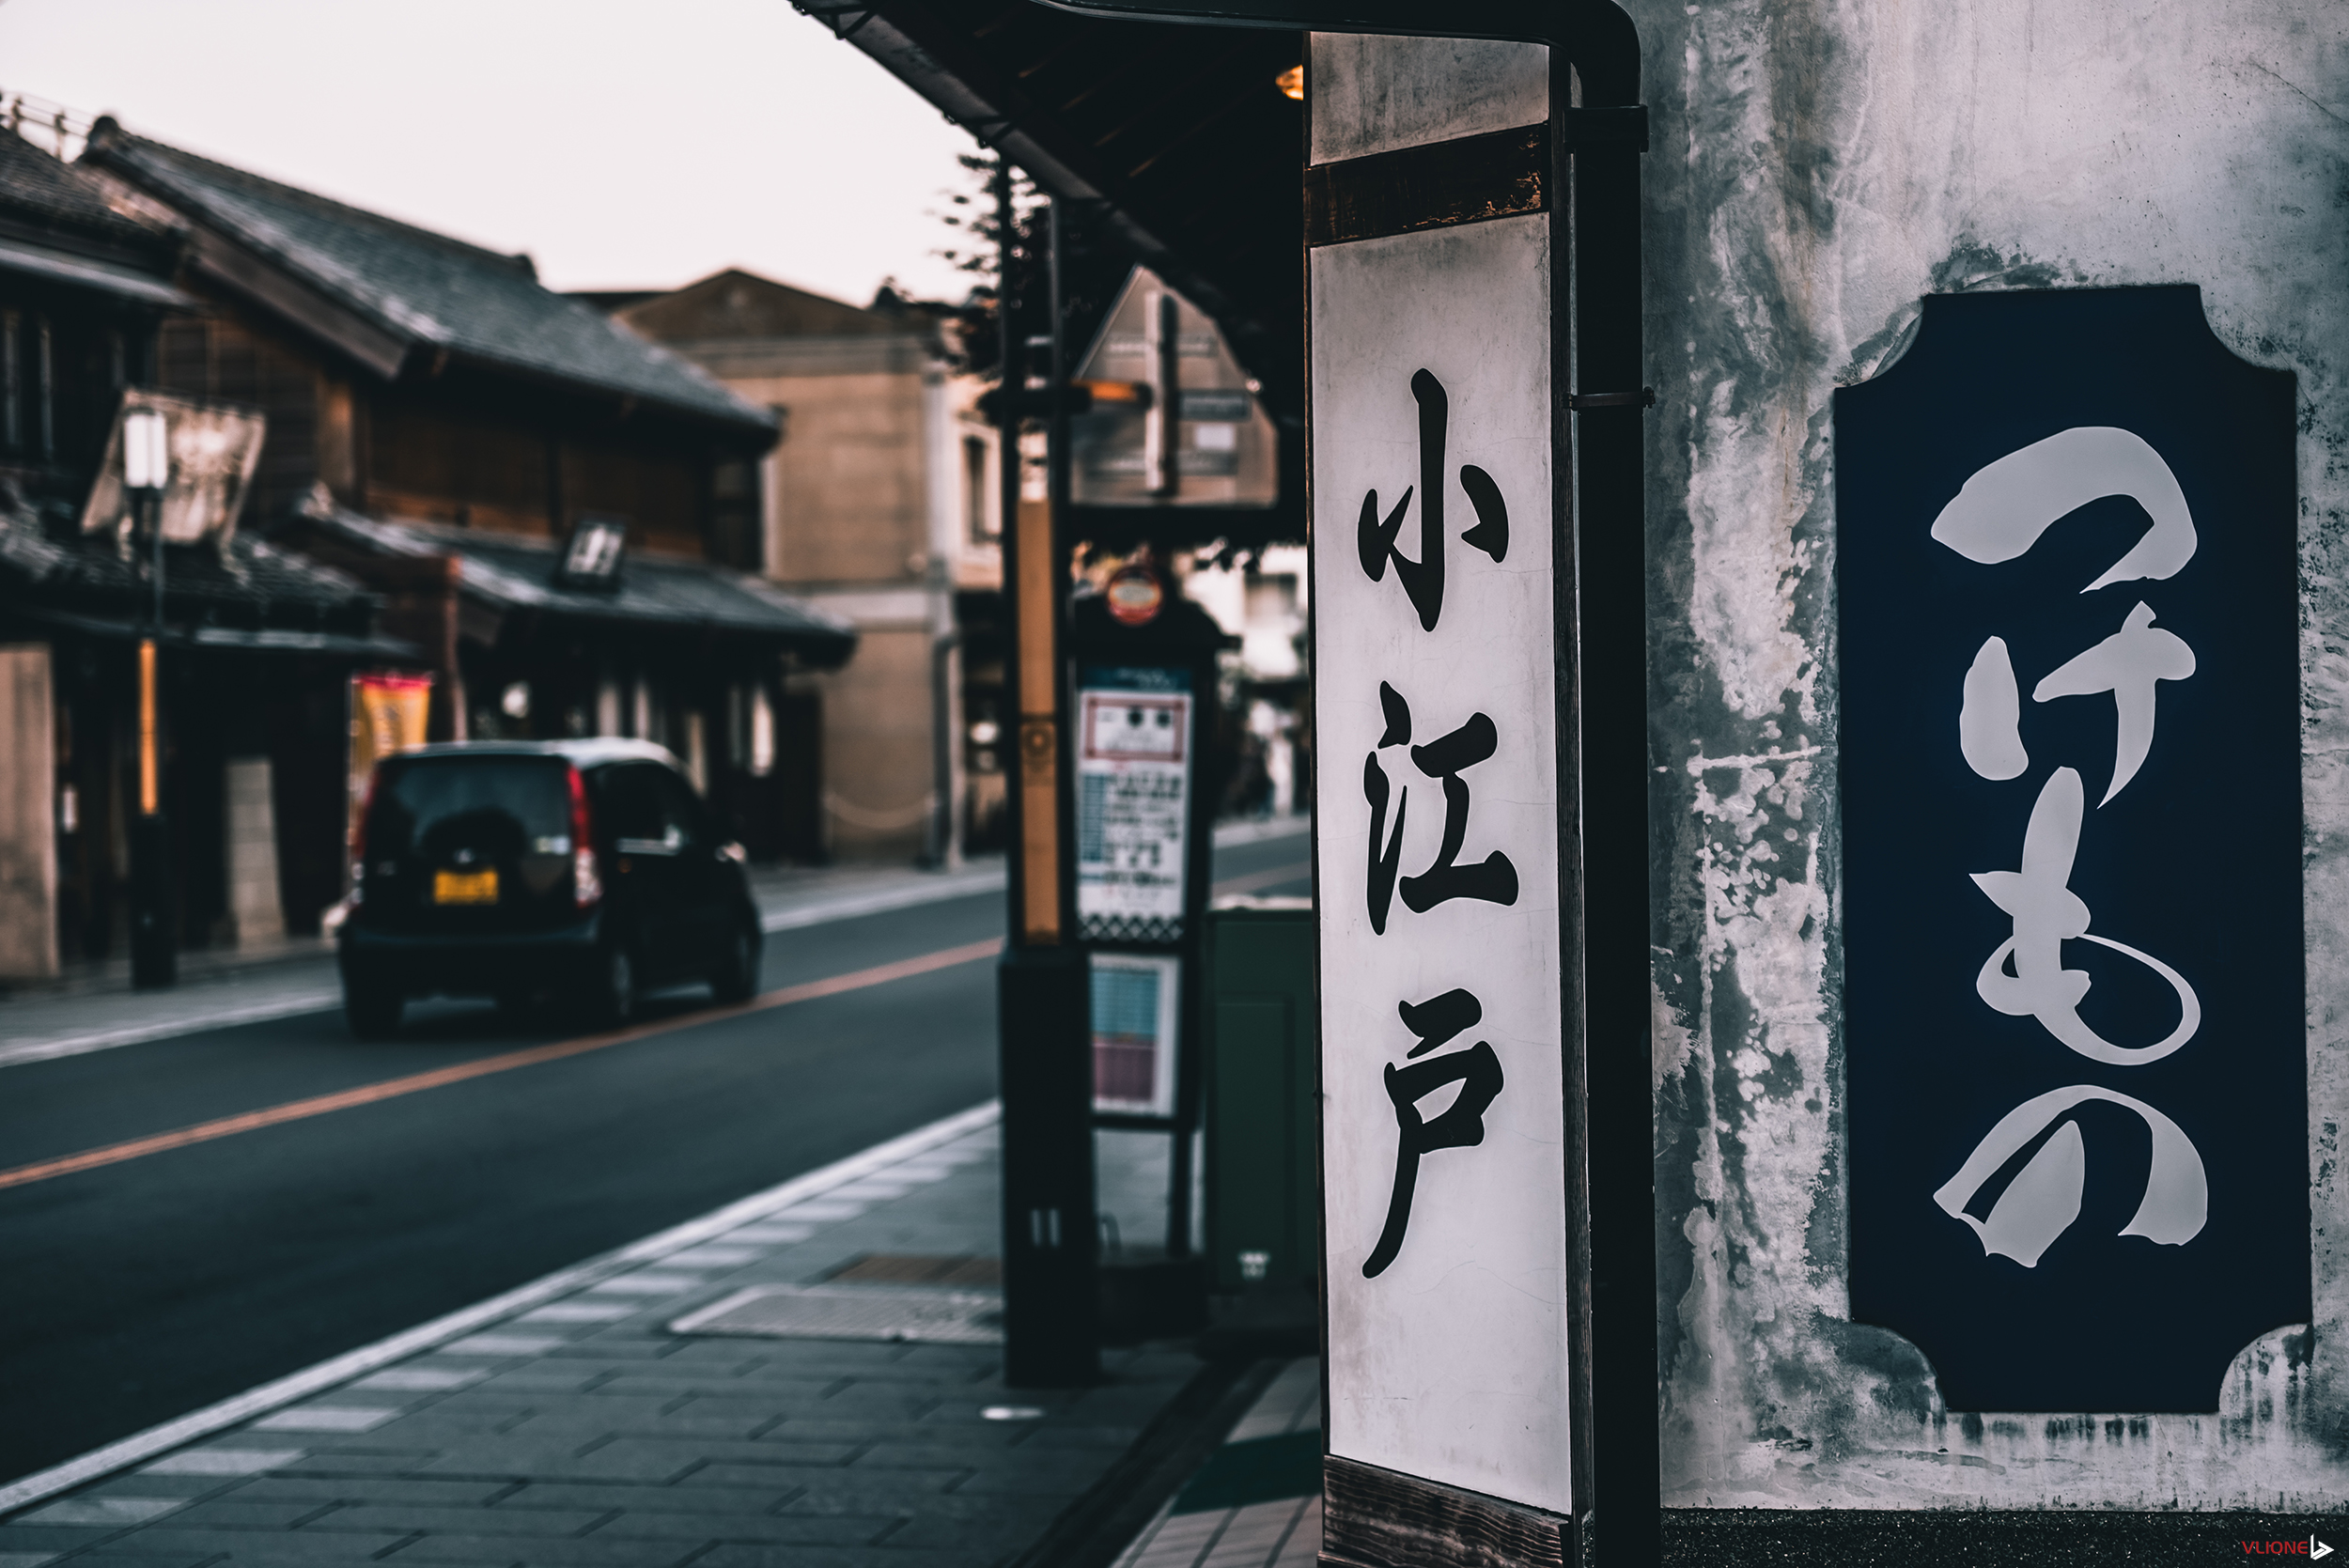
top-left (1105, 563), bottom-right (1165, 626)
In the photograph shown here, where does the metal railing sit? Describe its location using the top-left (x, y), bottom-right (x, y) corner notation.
top-left (1, 88), bottom-right (97, 163)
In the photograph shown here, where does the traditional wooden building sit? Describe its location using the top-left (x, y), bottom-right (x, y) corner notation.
top-left (0, 125), bottom-right (409, 975)
top-left (78, 122), bottom-right (854, 862)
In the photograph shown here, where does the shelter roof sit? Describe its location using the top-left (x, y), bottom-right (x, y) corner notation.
top-left (793, 0), bottom-right (1305, 420)
top-left (80, 123), bottom-right (776, 440)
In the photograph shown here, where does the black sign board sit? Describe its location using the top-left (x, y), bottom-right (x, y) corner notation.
top-left (556, 516), bottom-right (628, 591)
top-left (1838, 286), bottom-right (2305, 1412)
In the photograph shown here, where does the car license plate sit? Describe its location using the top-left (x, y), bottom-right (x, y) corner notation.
top-left (433, 869), bottom-right (498, 905)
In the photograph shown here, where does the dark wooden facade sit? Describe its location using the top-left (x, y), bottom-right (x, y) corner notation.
top-left (152, 314), bottom-right (749, 570)
top-left (74, 120), bottom-right (852, 874)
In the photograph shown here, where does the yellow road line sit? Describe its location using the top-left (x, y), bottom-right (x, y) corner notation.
top-left (0, 937), bottom-right (1005, 1194)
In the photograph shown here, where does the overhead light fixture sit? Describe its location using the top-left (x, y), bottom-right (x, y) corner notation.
top-left (1275, 64), bottom-right (1302, 100)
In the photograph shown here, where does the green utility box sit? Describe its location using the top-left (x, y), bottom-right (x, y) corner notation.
top-left (1204, 899), bottom-right (1318, 1295)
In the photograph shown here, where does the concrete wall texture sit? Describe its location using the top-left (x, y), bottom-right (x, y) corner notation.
top-left (733, 365), bottom-right (940, 861)
top-left (1620, 0), bottom-right (2349, 1510)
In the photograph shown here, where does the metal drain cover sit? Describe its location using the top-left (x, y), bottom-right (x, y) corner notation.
top-left (669, 1284), bottom-right (1004, 1344)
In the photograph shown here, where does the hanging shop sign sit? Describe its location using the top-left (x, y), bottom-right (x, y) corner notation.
top-left (1312, 212), bottom-right (1571, 1511)
top-left (1074, 665), bottom-right (1194, 944)
top-left (80, 389), bottom-right (266, 548)
top-left (1837, 286), bottom-right (2305, 1412)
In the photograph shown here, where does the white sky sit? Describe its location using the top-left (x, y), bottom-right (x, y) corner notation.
top-left (0, 0), bottom-right (987, 308)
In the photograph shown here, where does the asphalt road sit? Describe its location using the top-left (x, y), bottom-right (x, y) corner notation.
top-left (0, 832), bottom-right (1312, 1485)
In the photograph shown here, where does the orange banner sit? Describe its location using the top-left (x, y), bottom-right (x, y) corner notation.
top-left (349, 673), bottom-right (432, 854)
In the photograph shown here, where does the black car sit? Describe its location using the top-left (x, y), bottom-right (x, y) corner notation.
top-left (338, 739), bottom-right (762, 1038)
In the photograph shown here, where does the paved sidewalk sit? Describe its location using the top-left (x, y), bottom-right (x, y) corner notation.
top-left (1110, 1361), bottom-right (1321, 1568)
top-left (0, 1106), bottom-right (1222, 1568)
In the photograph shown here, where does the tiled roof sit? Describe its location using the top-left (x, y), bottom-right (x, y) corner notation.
top-left (0, 126), bottom-right (163, 255)
top-left (294, 503), bottom-right (857, 665)
top-left (0, 497), bottom-right (378, 631)
top-left (82, 125), bottom-right (775, 438)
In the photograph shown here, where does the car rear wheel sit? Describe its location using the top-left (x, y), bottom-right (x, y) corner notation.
top-left (709, 919), bottom-right (760, 1004)
top-left (344, 978), bottom-right (403, 1040)
top-left (584, 940), bottom-right (638, 1028)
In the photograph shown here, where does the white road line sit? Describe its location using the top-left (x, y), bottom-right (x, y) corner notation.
top-left (759, 868), bottom-right (1006, 932)
top-left (0, 992), bottom-right (345, 1070)
top-left (0, 1099), bottom-right (1002, 1519)
top-left (1208, 815), bottom-right (1312, 849)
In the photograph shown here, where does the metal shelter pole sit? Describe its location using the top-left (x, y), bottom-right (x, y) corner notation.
top-left (996, 173), bottom-right (1101, 1388)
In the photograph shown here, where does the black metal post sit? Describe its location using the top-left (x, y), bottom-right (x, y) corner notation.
top-left (130, 484), bottom-right (174, 989)
top-left (997, 175), bottom-right (1100, 1387)
top-left (1562, 39), bottom-right (1659, 1568)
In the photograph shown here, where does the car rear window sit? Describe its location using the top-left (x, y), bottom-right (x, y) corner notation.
top-left (368, 757), bottom-right (571, 860)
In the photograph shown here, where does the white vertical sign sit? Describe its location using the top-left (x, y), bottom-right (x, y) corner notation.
top-left (1074, 679), bottom-right (1193, 943)
top-left (1311, 210), bottom-right (1571, 1511)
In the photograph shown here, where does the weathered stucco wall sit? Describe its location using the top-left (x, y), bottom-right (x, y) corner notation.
top-left (1635, 0), bottom-right (2349, 1508)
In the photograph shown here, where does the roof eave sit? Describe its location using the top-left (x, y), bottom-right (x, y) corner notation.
top-left (430, 345), bottom-right (780, 448)
top-left (797, 0), bottom-right (1274, 354)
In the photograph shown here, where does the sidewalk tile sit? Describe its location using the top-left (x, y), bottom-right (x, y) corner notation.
top-left (946, 1459), bottom-right (1121, 1497)
top-left (876, 1501), bottom-right (1067, 1549)
top-left (0, 1529), bottom-right (107, 1557)
top-left (692, 1547), bottom-right (966, 1568)
top-left (79, 1475), bottom-right (229, 1502)
top-left (11, 1497), bottom-right (182, 1527)
top-left (272, 1447), bottom-right (442, 1476)
top-left (231, 1477), bottom-right (515, 1508)
top-left (295, 1502), bottom-right (612, 1537)
top-left (354, 1366), bottom-right (492, 1392)
top-left (379, 1535), bottom-right (703, 1566)
top-left (418, 1437), bottom-right (861, 1483)
top-left (254, 1403), bottom-right (404, 1432)
top-left (691, 1465), bottom-right (968, 1498)
top-left (69, 1528), bottom-right (415, 1561)
top-left (488, 1483), bottom-right (797, 1516)
top-left (149, 1496), bottom-right (340, 1530)
top-left (848, 1441), bottom-right (1094, 1475)
top-left (580, 1511), bottom-right (890, 1545)
top-left (140, 1446), bottom-right (306, 1476)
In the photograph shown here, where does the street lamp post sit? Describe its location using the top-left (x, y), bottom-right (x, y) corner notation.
top-left (125, 406), bottom-right (174, 990)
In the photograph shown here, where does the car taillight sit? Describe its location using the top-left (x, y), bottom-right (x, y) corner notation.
top-left (350, 766), bottom-right (380, 906)
top-left (568, 765), bottom-right (601, 908)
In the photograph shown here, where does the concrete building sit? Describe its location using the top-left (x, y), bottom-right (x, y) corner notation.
top-left (603, 271), bottom-right (1003, 863)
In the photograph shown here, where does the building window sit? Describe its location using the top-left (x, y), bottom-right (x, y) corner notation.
top-left (964, 434), bottom-right (996, 542)
top-left (35, 317), bottom-right (54, 459)
top-left (749, 685), bottom-right (775, 778)
top-left (1, 310), bottom-right (18, 449)
top-left (710, 457), bottom-right (759, 570)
